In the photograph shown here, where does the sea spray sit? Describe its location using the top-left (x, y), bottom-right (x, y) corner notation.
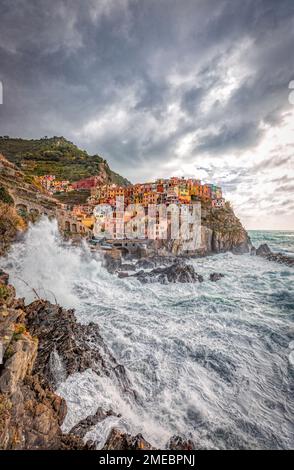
top-left (1, 218), bottom-right (294, 449)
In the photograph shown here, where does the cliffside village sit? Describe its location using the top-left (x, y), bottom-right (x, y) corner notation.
top-left (37, 175), bottom-right (226, 250)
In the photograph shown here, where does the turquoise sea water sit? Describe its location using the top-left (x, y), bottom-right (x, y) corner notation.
top-left (2, 222), bottom-right (294, 449)
top-left (249, 230), bottom-right (294, 257)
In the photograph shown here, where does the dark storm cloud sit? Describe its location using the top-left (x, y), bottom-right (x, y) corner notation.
top-left (0, 0), bottom-right (293, 176)
top-left (195, 122), bottom-right (264, 154)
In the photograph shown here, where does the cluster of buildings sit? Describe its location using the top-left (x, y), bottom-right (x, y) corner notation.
top-left (55, 176), bottom-right (226, 247)
top-left (38, 175), bottom-right (72, 194)
top-left (88, 177), bottom-right (225, 209)
top-left (38, 174), bottom-right (108, 194)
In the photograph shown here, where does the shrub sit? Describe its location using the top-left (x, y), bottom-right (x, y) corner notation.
top-left (0, 186), bottom-right (14, 205)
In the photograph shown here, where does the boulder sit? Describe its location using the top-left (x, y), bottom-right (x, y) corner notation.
top-left (167, 435), bottom-right (196, 450)
top-left (135, 261), bottom-right (204, 284)
top-left (103, 428), bottom-right (154, 450)
top-left (118, 272), bottom-right (129, 278)
top-left (256, 243), bottom-right (272, 256)
top-left (0, 269), bottom-right (9, 286)
top-left (69, 408), bottom-right (121, 439)
top-left (209, 272), bottom-right (225, 282)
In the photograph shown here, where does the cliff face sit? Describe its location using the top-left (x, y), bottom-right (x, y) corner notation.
top-left (200, 202), bottom-right (251, 255)
top-left (0, 269), bottom-right (137, 450)
top-left (0, 272), bottom-right (91, 449)
top-left (154, 201), bottom-right (251, 257)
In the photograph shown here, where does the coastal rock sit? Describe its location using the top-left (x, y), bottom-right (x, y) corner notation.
top-left (120, 263), bottom-right (136, 271)
top-left (250, 246), bottom-right (256, 255)
top-left (102, 254), bottom-right (122, 273)
top-left (0, 269), bottom-right (9, 285)
top-left (209, 272), bottom-right (225, 282)
top-left (135, 261), bottom-right (204, 284)
top-left (167, 435), bottom-right (196, 450)
top-left (24, 300), bottom-right (135, 397)
top-left (103, 428), bottom-right (154, 450)
top-left (0, 270), bottom-right (129, 450)
top-left (69, 408), bottom-right (121, 439)
top-left (255, 244), bottom-right (294, 267)
top-left (256, 243), bottom-right (272, 256)
top-left (0, 271), bottom-right (89, 450)
top-left (118, 271), bottom-right (129, 278)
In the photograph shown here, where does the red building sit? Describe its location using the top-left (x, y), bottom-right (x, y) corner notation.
top-left (72, 176), bottom-right (101, 190)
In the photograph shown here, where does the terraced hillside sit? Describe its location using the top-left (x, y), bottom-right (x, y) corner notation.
top-left (0, 136), bottom-right (130, 186)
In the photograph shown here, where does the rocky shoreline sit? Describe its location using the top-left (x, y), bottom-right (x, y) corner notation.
top-left (253, 243), bottom-right (294, 267)
top-left (104, 253), bottom-right (225, 284)
top-left (0, 269), bottom-right (196, 450)
top-left (1, 237), bottom-right (293, 450)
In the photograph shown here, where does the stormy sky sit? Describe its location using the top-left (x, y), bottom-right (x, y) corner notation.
top-left (0, 0), bottom-right (293, 229)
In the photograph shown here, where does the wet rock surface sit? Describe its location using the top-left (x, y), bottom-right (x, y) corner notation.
top-left (69, 408), bottom-right (121, 439)
top-left (24, 300), bottom-right (135, 397)
top-left (167, 435), bottom-right (196, 450)
top-left (0, 270), bottom-right (136, 450)
top-left (0, 271), bottom-right (93, 449)
top-left (108, 255), bottom-right (205, 284)
top-left (134, 261), bottom-right (204, 284)
top-left (256, 243), bottom-right (272, 256)
top-left (209, 272), bottom-right (225, 282)
top-left (103, 428), bottom-right (154, 450)
top-left (256, 243), bottom-right (294, 267)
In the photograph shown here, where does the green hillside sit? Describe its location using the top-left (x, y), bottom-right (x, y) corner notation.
top-left (0, 136), bottom-right (130, 186)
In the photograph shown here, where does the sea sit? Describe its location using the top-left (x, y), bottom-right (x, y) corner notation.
top-left (1, 219), bottom-right (293, 449)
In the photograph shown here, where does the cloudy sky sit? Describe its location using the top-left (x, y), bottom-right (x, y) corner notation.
top-left (0, 0), bottom-right (293, 229)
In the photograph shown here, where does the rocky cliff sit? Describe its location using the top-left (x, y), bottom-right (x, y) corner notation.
top-left (0, 270), bottom-right (196, 450)
top-left (0, 270), bottom-right (135, 450)
top-left (153, 201), bottom-right (251, 257)
top-left (200, 201), bottom-right (251, 255)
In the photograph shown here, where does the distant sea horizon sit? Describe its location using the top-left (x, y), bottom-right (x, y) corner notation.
top-left (248, 229), bottom-right (294, 257)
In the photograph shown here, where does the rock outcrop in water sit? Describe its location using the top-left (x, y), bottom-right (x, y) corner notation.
top-left (255, 243), bottom-right (294, 267)
top-left (209, 272), bottom-right (225, 282)
top-left (134, 261), bottom-right (204, 284)
top-left (69, 408), bottom-right (121, 439)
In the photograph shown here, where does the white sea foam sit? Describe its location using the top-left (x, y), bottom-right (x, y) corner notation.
top-left (2, 218), bottom-right (294, 449)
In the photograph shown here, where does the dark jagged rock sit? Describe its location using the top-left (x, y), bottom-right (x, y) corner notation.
top-left (0, 269), bottom-right (9, 285)
top-left (135, 258), bottom-right (156, 270)
top-left (256, 243), bottom-right (272, 256)
top-left (250, 246), bottom-right (256, 256)
top-left (167, 435), bottom-right (196, 450)
top-left (103, 253), bottom-right (122, 274)
top-left (103, 428), bottom-right (154, 450)
top-left (0, 270), bottom-right (92, 450)
top-left (59, 434), bottom-right (95, 450)
top-left (69, 408), bottom-right (121, 439)
top-left (255, 244), bottom-right (294, 267)
top-left (120, 263), bottom-right (136, 271)
top-left (134, 261), bottom-right (204, 284)
top-left (209, 272), bottom-right (225, 282)
top-left (24, 300), bottom-right (135, 397)
top-left (118, 271), bottom-right (129, 278)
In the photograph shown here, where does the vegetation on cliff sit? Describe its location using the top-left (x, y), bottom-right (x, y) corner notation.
top-left (0, 136), bottom-right (130, 186)
top-left (0, 202), bottom-right (26, 256)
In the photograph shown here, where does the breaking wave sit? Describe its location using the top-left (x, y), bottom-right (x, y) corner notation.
top-left (2, 218), bottom-right (294, 449)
